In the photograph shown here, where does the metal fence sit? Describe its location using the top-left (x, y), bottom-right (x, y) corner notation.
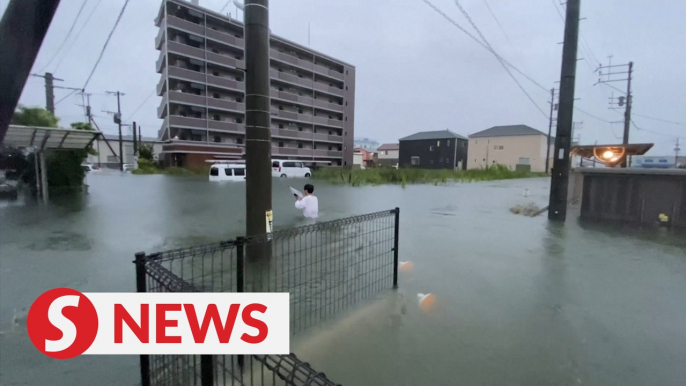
top-left (134, 208), bottom-right (400, 386)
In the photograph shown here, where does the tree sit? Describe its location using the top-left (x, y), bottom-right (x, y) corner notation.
top-left (138, 142), bottom-right (154, 161)
top-left (11, 106), bottom-right (59, 127)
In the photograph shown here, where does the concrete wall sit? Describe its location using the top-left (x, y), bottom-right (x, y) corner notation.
top-left (467, 135), bottom-right (553, 172)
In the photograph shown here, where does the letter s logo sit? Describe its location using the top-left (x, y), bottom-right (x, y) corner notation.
top-left (27, 288), bottom-right (99, 359)
top-left (45, 295), bottom-right (80, 352)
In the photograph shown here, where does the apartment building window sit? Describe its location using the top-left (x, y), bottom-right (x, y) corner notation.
top-left (278, 68), bottom-right (283, 72)
top-left (328, 146), bottom-right (332, 150)
top-left (298, 126), bottom-right (303, 131)
top-left (298, 109), bottom-right (303, 114)
top-left (278, 124), bottom-right (284, 129)
top-left (278, 142), bottom-right (284, 147)
top-left (236, 137), bottom-right (243, 144)
top-left (213, 114), bottom-right (221, 121)
top-left (494, 145), bottom-right (504, 150)
top-left (212, 71), bottom-right (220, 76)
top-left (447, 140), bottom-right (451, 146)
top-left (411, 156), bottom-right (420, 165)
top-left (236, 118), bottom-right (243, 123)
top-left (236, 98), bottom-right (242, 102)
top-left (213, 93), bottom-right (220, 99)
top-left (279, 106), bottom-right (284, 110)
top-left (278, 87), bottom-right (283, 91)
top-left (211, 48), bottom-right (219, 53)
top-left (329, 131), bottom-right (332, 135)
top-left (298, 143), bottom-right (303, 149)
top-left (213, 136), bottom-right (221, 143)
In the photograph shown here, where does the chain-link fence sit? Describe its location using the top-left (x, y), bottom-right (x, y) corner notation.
top-left (134, 208), bottom-right (400, 386)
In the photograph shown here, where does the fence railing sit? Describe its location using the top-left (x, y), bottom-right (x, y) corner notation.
top-left (134, 208), bottom-right (400, 386)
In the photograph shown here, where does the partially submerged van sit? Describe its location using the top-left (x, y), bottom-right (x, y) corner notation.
top-left (209, 163), bottom-right (246, 182)
top-left (271, 160), bottom-right (311, 178)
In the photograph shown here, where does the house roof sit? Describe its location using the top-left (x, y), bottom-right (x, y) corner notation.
top-left (377, 143), bottom-right (399, 150)
top-left (399, 130), bottom-right (467, 141)
top-left (469, 125), bottom-right (549, 138)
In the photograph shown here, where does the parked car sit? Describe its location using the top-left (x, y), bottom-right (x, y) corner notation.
top-left (81, 164), bottom-right (101, 172)
top-left (209, 163), bottom-right (246, 182)
top-left (271, 160), bottom-right (311, 178)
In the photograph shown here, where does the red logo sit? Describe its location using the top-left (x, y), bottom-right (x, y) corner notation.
top-left (27, 288), bottom-right (98, 359)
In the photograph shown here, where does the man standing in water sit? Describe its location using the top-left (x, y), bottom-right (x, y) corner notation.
top-left (295, 184), bottom-right (318, 219)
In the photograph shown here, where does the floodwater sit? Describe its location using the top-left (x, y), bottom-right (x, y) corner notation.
top-left (1, 172), bottom-right (684, 385)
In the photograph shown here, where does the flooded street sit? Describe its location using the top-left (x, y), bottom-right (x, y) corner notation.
top-left (1, 173), bottom-right (685, 385)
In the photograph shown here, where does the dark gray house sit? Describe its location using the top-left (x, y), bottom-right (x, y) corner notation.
top-left (399, 130), bottom-right (468, 169)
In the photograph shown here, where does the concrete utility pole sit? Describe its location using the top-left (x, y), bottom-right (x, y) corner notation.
top-left (133, 121), bottom-right (138, 154)
top-left (676, 138), bottom-right (681, 168)
top-left (548, 0), bottom-right (580, 222)
top-left (545, 88), bottom-right (557, 175)
top-left (31, 72), bottom-right (63, 114)
top-left (244, 0), bottom-right (272, 241)
top-left (622, 62), bottom-right (633, 146)
top-left (597, 60), bottom-right (633, 167)
top-left (107, 91), bottom-right (125, 171)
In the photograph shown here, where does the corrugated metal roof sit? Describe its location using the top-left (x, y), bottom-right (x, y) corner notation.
top-left (377, 143), bottom-right (399, 150)
top-left (469, 125), bottom-right (549, 138)
top-left (399, 130), bottom-right (467, 141)
top-left (3, 125), bottom-right (100, 150)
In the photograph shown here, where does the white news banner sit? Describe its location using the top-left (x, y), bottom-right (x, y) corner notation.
top-left (85, 293), bottom-right (289, 355)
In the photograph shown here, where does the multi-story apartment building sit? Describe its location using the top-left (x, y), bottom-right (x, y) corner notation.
top-left (154, 0), bottom-right (355, 169)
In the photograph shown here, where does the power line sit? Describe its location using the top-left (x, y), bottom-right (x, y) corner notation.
top-left (54, 0), bottom-right (103, 72)
top-left (420, 0), bottom-right (549, 94)
top-left (549, 0), bottom-right (595, 72)
top-left (633, 113), bottom-right (685, 126)
top-left (451, 0), bottom-right (548, 119)
top-left (82, 0), bottom-right (130, 91)
top-left (38, 0), bottom-right (90, 73)
top-left (631, 119), bottom-right (685, 139)
top-left (54, 89), bottom-right (80, 106)
top-left (220, 0), bottom-right (232, 13)
top-left (124, 89), bottom-right (156, 122)
top-left (481, 0), bottom-right (511, 43)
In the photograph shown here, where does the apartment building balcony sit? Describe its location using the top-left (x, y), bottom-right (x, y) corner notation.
top-left (166, 15), bottom-right (205, 37)
top-left (313, 82), bottom-right (344, 97)
top-left (206, 51), bottom-right (244, 69)
top-left (207, 73), bottom-right (245, 92)
top-left (207, 98), bottom-right (245, 112)
top-left (168, 90), bottom-right (206, 107)
top-left (269, 49), bottom-right (345, 82)
top-left (269, 69), bottom-right (314, 89)
top-left (158, 116), bottom-right (169, 140)
top-left (269, 90), bottom-right (343, 113)
top-left (157, 68), bottom-right (167, 95)
top-left (270, 128), bottom-right (343, 143)
top-left (206, 28), bottom-right (244, 49)
top-left (167, 41), bottom-right (205, 62)
top-left (168, 115), bottom-right (208, 130)
top-left (207, 120), bottom-right (245, 134)
top-left (157, 96), bottom-right (167, 118)
top-left (155, 27), bottom-right (166, 50)
top-left (272, 147), bottom-right (343, 158)
top-left (156, 45), bottom-right (167, 73)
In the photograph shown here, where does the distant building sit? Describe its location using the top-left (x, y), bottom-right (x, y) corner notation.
top-left (86, 135), bottom-right (163, 169)
top-left (632, 155), bottom-right (685, 169)
top-left (354, 138), bottom-right (379, 152)
top-left (155, 0), bottom-right (356, 169)
top-left (468, 125), bottom-right (553, 172)
top-left (376, 143), bottom-right (399, 167)
top-left (353, 147), bottom-right (375, 168)
top-left (398, 130), bottom-right (468, 169)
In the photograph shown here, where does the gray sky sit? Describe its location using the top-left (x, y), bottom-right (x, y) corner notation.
top-left (3, 0), bottom-right (685, 154)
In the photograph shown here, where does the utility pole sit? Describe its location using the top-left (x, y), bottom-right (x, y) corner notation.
top-left (31, 72), bottom-right (63, 114)
top-left (244, 0), bottom-right (272, 288)
top-left (106, 91), bottom-right (125, 171)
top-left (676, 138), bottom-right (681, 168)
top-left (80, 92), bottom-right (119, 167)
top-left (597, 60), bottom-right (633, 166)
top-left (548, 0), bottom-right (580, 222)
top-left (133, 121), bottom-right (138, 154)
top-left (546, 88), bottom-right (558, 174)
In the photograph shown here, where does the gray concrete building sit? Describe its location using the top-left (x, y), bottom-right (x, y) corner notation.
top-left (155, 0), bottom-right (356, 169)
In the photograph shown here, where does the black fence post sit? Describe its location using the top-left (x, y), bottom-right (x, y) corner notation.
top-left (236, 236), bottom-right (245, 370)
top-left (134, 252), bottom-right (150, 386)
top-left (200, 355), bottom-right (214, 386)
top-left (393, 207), bottom-right (400, 288)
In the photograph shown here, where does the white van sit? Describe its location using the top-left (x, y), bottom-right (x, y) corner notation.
top-left (271, 160), bottom-right (311, 178)
top-left (209, 164), bottom-right (246, 182)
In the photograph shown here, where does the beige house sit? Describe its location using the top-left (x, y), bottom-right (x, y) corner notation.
top-left (468, 125), bottom-right (554, 173)
top-left (377, 143), bottom-right (399, 167)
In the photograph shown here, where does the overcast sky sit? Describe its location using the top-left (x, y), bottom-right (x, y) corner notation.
top-left (3, 0), bottom-right (684, 154)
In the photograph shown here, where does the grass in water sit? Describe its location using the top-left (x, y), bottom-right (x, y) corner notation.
top-left (132, 159), bottom-right (208, 176)
top-left (312, 164), bottom-right (545, 186)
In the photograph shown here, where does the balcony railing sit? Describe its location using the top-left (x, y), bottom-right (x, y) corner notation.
top-left (167, 15), bottom-right (205, 36)
top-left (207, 120), bottom-right (245, 133)
top-left (168, 90), bottom-right (206, 107)
top-left (206, 51), bottom-right (244, 69)
top-left (167, 41), bottom-right (205, 61)
top-left (207, 74), bottom-right (245, 91)
top-left (269, 90), bottom-right (343, 113)
top-left (313, 82), bottom-right (344, 96)
top-left (168, 66), bottom-right (205, 83)
top-left (271, 147), bottom-right (343, 158)
top-left (156, 46), bottom-right (167, 73)
top-left (269, 49), bottom-right (345, 82)
top-left (206, 28), bottom-right (244, 48)
top-left (169, 115), bottom-right (207, 129)
top-left (207, 98), bottom-right (245, 112)
top-left (157, 68), bottom-right (167, 96)
top-left (155, 27), bottom-right (166, 50)
top-left (157, 94), bottom-right (167, 118)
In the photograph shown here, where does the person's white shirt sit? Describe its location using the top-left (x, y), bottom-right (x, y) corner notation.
top-left (295, 195), bottom-right (318, 219)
